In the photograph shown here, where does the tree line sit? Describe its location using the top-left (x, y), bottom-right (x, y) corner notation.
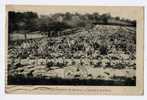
top-left (8, 11), bottom-right (136, 34)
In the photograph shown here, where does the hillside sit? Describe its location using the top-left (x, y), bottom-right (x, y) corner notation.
top-left (8, 25), bottom-right (136, 85)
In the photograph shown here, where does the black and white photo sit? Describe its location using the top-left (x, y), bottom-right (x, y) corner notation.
top-left (6, 5), bottom-right (144, 95)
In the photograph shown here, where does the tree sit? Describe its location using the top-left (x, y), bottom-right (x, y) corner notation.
top-left (64, 12), bottom-right (72, 20)
top-left (8, 11), bottom-right (38, 40)
top-left (38, 15), bottom-right (71, 37)
top-left (115, 16), bottom-right (120, 20)
top-left (8, 11), bottom-right (15, 43)
top-left (93, 12), bottom-right (100, 21)
top-left (100, 13), bottom-right (111, 24)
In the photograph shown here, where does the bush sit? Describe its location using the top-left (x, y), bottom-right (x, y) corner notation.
top-left (56, 62), bottom-right (66, 68)
top-left (99, 45), bottom-right (108, 55)
top-left (94, 62), bottom-right (101, 68)
top-left (46, 61), bottom-right (54, 68)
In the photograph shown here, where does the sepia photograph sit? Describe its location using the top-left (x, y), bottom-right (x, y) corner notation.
top-left (5, 5), bottom-right (144, 95)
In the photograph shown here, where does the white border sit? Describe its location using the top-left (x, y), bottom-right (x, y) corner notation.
top-left (0, 0), bottom-right (147, 99)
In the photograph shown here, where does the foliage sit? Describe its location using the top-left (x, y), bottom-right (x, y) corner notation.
top-left (8, 11), bottom-right (136, 35)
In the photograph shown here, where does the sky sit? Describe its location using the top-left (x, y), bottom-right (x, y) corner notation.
top-left (6, 5), bottom-right (144, 20)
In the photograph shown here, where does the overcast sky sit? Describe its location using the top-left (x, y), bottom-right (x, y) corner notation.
top-left (7, 5), bottom-right (143, 20)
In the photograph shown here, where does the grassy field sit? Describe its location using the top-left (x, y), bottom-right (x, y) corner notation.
top-left (10, 32), bottom-right (47, 41)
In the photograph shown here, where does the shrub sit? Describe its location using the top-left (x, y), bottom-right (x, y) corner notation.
top-left (46, 61), bottom-right (54, 68)
top-left (99, 45), bottom-right (108, 55)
